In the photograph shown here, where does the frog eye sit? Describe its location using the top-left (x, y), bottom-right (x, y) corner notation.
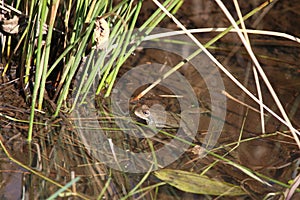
top-left (143, 110), bottom-right (150, 116)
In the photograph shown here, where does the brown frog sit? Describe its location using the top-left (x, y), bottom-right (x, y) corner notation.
top-left (134, 104), bottom-right (209, 130)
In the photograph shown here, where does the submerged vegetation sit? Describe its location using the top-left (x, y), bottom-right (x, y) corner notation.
top-left (0, 0), bottom-right (300, 199)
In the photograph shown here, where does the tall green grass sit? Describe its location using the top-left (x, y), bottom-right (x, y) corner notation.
top-left (0, 0), bottom-right (183, 141)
